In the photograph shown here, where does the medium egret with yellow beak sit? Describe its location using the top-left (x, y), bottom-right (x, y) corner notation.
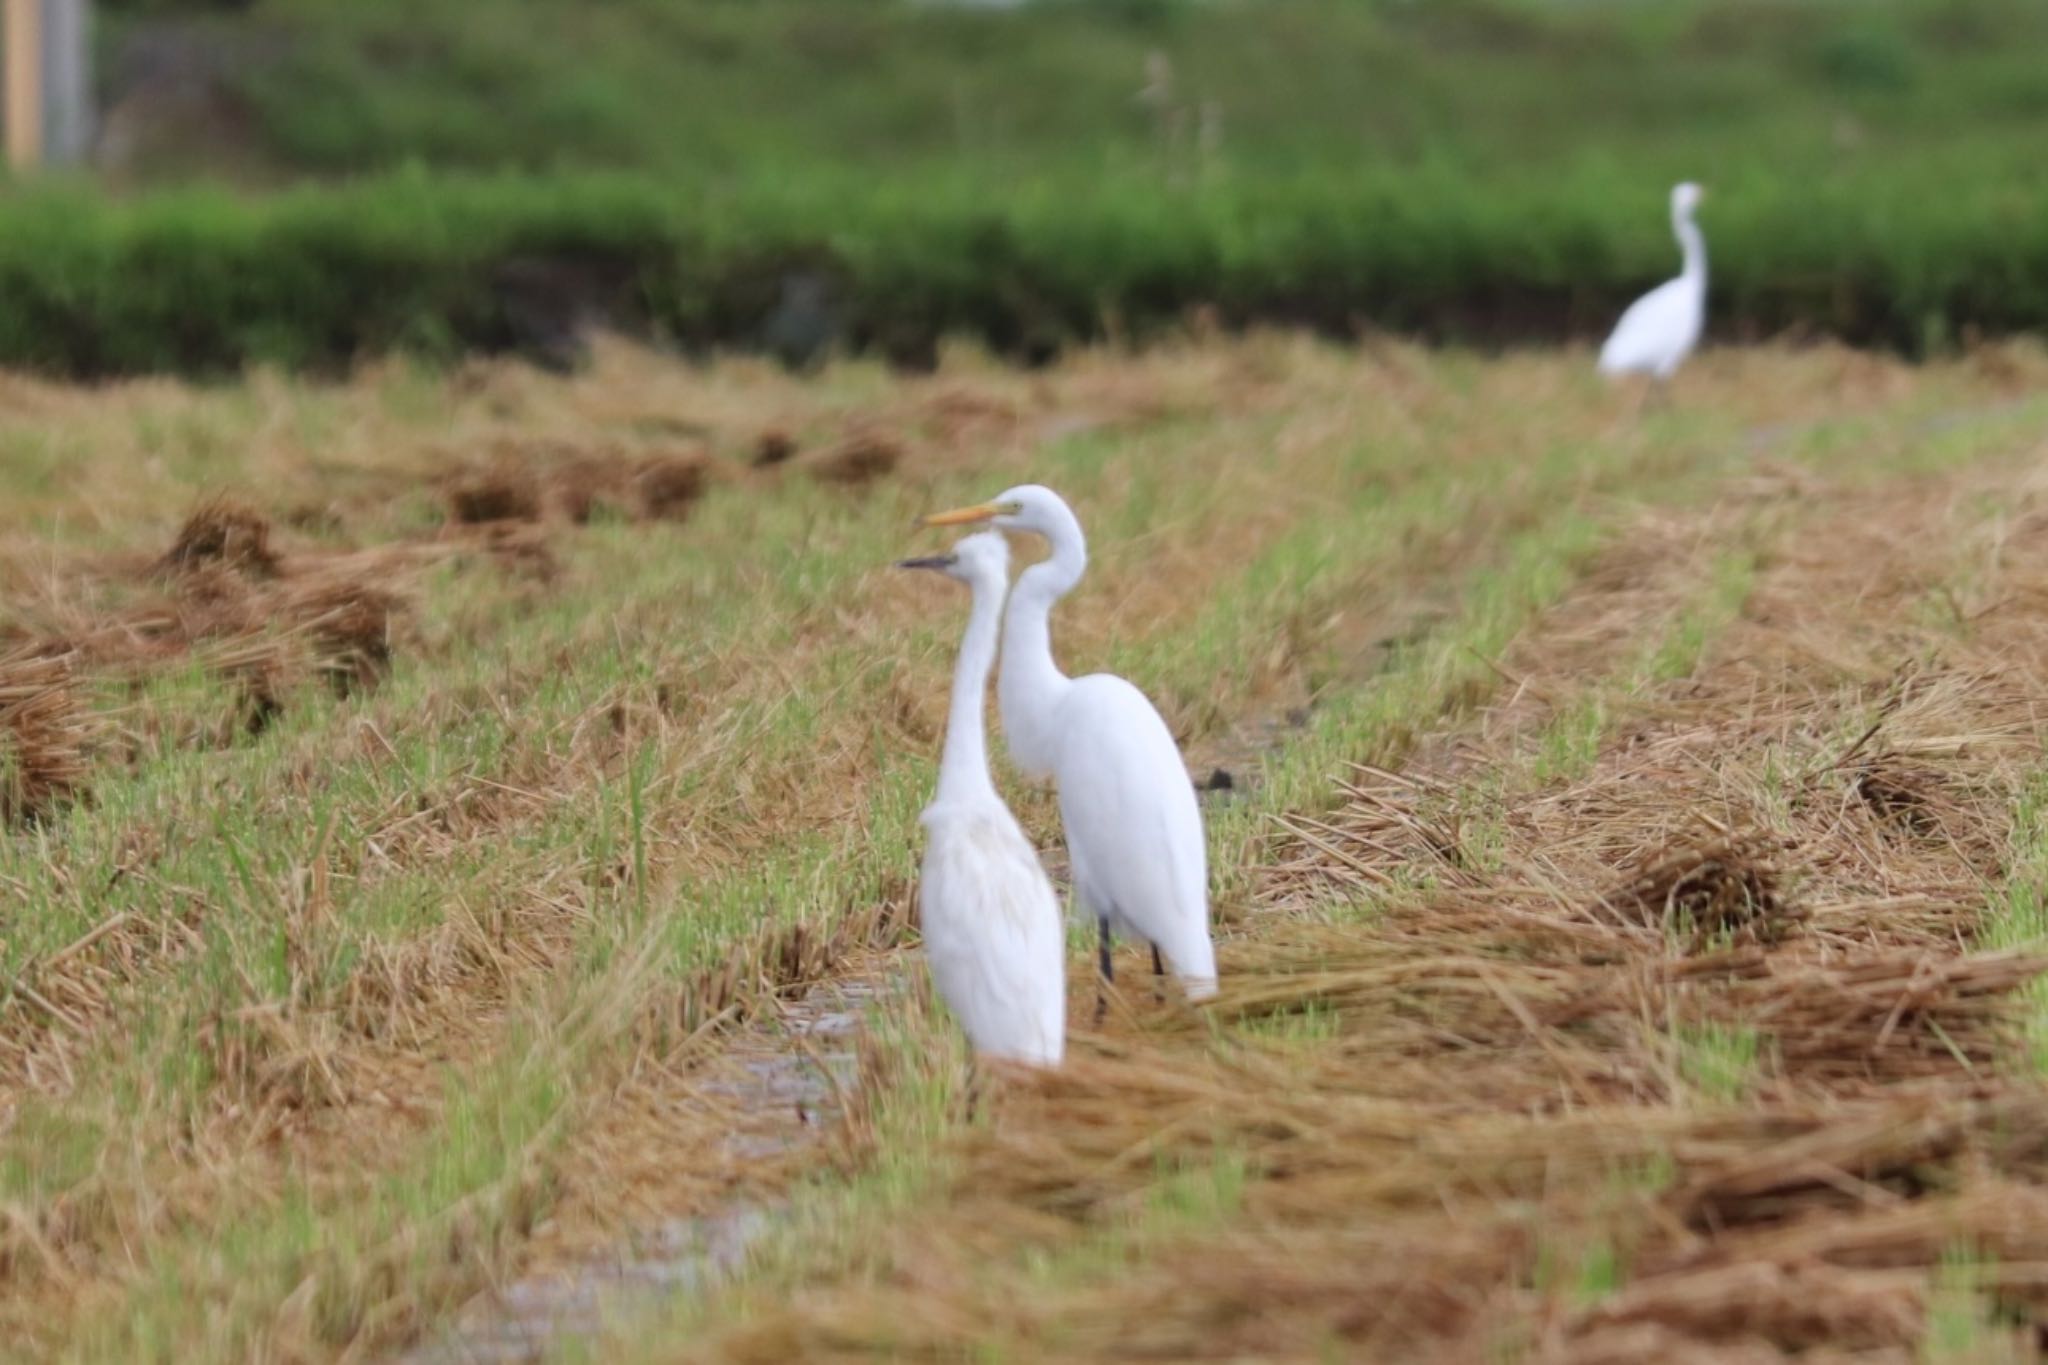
top-left (923, 485), bottom-right (1217, 1010)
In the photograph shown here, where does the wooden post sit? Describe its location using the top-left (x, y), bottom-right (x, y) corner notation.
top-left (4, 0), bottom-right (43, 171)
top-left (42, 0), bottom-right (88, 164)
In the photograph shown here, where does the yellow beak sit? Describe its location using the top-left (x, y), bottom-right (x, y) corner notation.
top-left (920, 502), bottom-right (1001, 528)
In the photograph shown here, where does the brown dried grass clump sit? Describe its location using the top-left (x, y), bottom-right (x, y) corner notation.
top-left (290, 581), bottom-right (400, 695)
top-left (158, 497), bottom-right (281, 578)
top-left (445, 462), bottom-right (542, 524)
top-left (195, 995), bottom-right (356, 1115)
top-left (1712, 950), bottom-right (2048, 1085)
top-left (239, 668), bottom-right (286, 736)
top-left (1852, 753), bottom-right (1949, 837)
top-left (159, 561), bottom-right (270, 650)
top-left (481, 522), bottom-right (561, 581)
top-left (1605, 826), bottom-right (1800, 946)
top-left (549, 455), bottom-right (633, 525)
top-left (753, 427), bottom-right (798, 468)
top-left (1565, 1258), bottom-right (1924, 1354)
top-left (0, 648), bottom-right (90, 826)
top-left (636, 452), bottom-right (711, 521)
top-left (917, 385), bottom-right (1027, 448)
top-left (810, 430), bottom-right (901, 487)
top-left (283, 501), bottom-right (344, 536)
top-left (210, 638), bottom-right (295, 737)
top-left (690, 1010), bottom-right (2048, 1362)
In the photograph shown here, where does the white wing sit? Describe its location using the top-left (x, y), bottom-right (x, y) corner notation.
top-left (918, 800), bottom-right (1067, 1065)
top-left (1052, 675), bottom-right (1217, 999)
top-left (1598, 276), bottom-right (1703, 378)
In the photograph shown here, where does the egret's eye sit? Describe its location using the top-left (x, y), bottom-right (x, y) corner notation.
top-left (998, 501), bottom-right (1025, 516)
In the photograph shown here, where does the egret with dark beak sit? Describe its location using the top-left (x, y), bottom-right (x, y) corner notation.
top-left (896, 530), bottom-right (1066, 1066)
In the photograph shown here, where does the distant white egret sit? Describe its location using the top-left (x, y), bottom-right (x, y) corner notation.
top-left (898, 531), bottom-right (1066, 1067)
top-left (923, 487), bottom-right (1218, 1009)
top-left (1598, 182), bottom-right (1707, 384)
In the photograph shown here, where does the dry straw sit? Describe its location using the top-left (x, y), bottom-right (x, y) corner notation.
top-left (675, 415), bottom-right (2048, 1362)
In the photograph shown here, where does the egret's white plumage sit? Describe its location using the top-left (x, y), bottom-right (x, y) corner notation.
top-left (1598, 182), bottom-right (1707, 381)
top-left (923, 486), bottom-right (1218, 1002)
top-left (901, 531), bottom-right (1066, 1067)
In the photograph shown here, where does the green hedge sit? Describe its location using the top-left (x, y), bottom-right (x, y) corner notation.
top-left (0, 166), bottom-right (2042, 377)
top-left (50, 1), bottom-right (2048, 373)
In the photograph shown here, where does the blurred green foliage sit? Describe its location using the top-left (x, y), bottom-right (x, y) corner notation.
top-left (113, 0), bottom-right (2039, 183)
top-left (20, 0), bottom-right (2048, 373)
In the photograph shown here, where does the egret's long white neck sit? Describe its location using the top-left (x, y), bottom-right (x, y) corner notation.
top-left (1674, 205), bottom-right (1706, 286)
top-left (936, 567), bottom-right (1006, 806)
top-left (998, 504), bottom-right (1086, 778)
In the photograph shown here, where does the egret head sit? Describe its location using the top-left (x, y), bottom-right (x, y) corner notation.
top-left (918, 484), bottom-right (1079, 544)
top-left (1673, 182), bottom-right (1704, 216)
top-left (895, 529), bottom-right (1009, 589)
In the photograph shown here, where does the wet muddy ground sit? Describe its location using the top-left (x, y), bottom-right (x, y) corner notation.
top-left (398, 977), bottom-right (887, 1364)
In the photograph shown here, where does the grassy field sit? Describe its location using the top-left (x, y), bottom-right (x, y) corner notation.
top-left (5, 335), bottom-right (2048, 1360)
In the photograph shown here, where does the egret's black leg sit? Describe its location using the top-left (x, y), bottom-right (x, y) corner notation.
top-left (1152, 943), bottom-right (1166, 977)
top-left (1095, 917), bottom-right (1113, 1024)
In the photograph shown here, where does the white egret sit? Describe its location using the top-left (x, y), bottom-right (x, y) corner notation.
top-left (1598, 182), bottom-right (1707, 384)
top-left (922, 486), bottom-right (1218, 1008)
top-left (898, 531), bottom-right (1066, 1067)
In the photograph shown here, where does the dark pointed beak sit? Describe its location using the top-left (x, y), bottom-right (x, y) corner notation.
top-left (895, 555), bottom-right (956, 572)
